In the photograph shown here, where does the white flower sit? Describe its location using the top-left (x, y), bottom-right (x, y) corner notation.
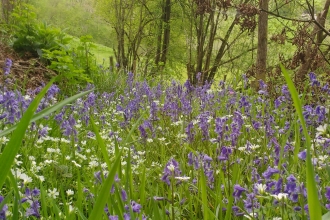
top-left (255, 183), bottom-right (267, 194)
top-left (0, 136), bottom-right (9, 143)
top-left (19, 173), bottom-right (32, 184)
top-left (316, 124), bottom-right (327, 136)
top-left (151, 162), bottom-right (161, 167)
top-left (89, 160), bottom-right (99, 169)
top-left (244, 212), bottom-right (257, 219)
top-left (271, 193), bottom-right (288, 201)
top-left (250, 144), bottom-right (260, 150)
top-left (319, 155), bottom-right (328, 162)
top-left (68, 205), bottom-right (75, 213)
top-left (238, 146), bottom-right (247, 152)
top-left (273, 217), bottom-right (282, 220)
top-left (23, 95), bottom-right (31, 100)
top-left (167, 164), bottom-right (175, 172)
top-left (72, 160), bottom-right (81, 168)
top-left (37, 175), bottom-right (45, 182)
top-left (66, 189), bottom-right (74, 196)
top-left (48, 188), bottom-right (59, 199)
top-left (158, 137), bottom-right (166, 141)
top-left (147, 138), bottom-right (153, 143)
top-left (76, 152), bottom-right (87, 160)
top-left (175, 176), bottom-right (190, 181)
top-left (172, 120), bottom-right (183, 126)
top-left (177, 133), bottom-right (187, 139)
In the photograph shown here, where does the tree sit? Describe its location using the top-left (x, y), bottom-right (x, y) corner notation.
top-left (182, 0), bottom-right (258, 85)
top-left (254, 0), bottom-right (268, 89)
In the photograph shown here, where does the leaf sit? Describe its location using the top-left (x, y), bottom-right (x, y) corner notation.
top-left (322, 212), bottom-right (330, 220)
top-left (200, 168), bottom-right (209, 220)
top-left (0, 77), bottom-right (56, 189)
top-left (281, 64), bottom-right (322, 220)
top-left (88, 150), bottom-right (122, 220)
top-left (0, 89), bottom-right (94, 138)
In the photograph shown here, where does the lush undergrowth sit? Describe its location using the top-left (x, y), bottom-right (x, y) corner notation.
top-left (0, 59), bottom-right (330, 219)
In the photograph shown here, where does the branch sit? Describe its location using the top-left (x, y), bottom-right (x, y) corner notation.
top-left (260, 9), bottom-right (311, 22)
top-left (219, 47), bottom-right (257, 66)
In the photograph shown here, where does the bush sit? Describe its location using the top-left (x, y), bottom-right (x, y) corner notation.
top-left (10, 4), bottom-right (70, 58)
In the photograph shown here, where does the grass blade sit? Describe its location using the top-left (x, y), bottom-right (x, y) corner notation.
top-left (200, 169), bottom-right (209, 220)
top-left (88, 150), bottom-right (122, 219)
top-left (281, 64), bottom-right (322, 220)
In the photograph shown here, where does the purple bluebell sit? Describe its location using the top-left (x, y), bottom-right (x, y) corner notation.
top-left (0, 195), bottom-right (8, 220)
top-left (218, 146), bottom-right (232, 161)
top-left (130, 200), bottom-right (142, 213)
top-left (149, 101), bottom-right (159, 121)
top-left (3, 58), bottom-right (12, 75)
top-left (139, 125), bottom-right (147, 141)
top-left (233, 184), bottom-right (246, 199)
top-left (161, 158), bottom-right (182, 185)
top-left (252, 120), bottom-right (261, 130)
top-left (298, 150), bottom-right (307, 160)
top-left (309, 72), bottom-right (320, 87)
top-left (286, 174), bottom-right (297, 194)
top-left (325, 187), bottom-right (330, 201)
top-left (215, 117), bottom-right (227, 142)
top-left (243, 193), bottom-right (259, 213)
top-left (121, 189), bottom-right (127, 202)
top-left (258, 80), bottom-right (268, 95)
top-left (198, 112), bottom-right (210, 140)
top-left (21, 188), bottom-right (41, 218)
top-left (123, 213), bottom-right (130, 220)
top-left (38, 126), bottom-right (49, 137)
top-left (262, 166), bottom-right (279, 179)
top-left (185, 122), bottom-right (195, 143)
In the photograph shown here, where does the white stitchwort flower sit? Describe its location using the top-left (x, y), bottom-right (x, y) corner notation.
top-left (66, 189), bottom-right (74, 196)
top-left (271, 193), bottom-right (288, 201)
top-left (255, 183), bottom-right (267, 194)
top-left (48, 188), bottom-right (59, 199)
top-left (175, 176), bottom-right (190, 181)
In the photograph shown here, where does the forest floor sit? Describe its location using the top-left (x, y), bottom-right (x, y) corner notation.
top-left (0, 43), bottom-right (56, 91)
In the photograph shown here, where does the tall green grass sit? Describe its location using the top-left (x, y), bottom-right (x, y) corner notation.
top-left (281, 64), bottom-right (322, 220)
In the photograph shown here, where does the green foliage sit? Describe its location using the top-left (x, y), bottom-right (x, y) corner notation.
top-left (10, 4), bottom-right (71, 57)
top-left (42, 35), bottom-right (105, 93)
top-left (42, 49), bottom-right (92, 92)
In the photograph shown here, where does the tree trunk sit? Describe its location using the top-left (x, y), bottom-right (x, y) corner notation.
top-left (160, 0), bottom-right (171, 66)
top-left (254, 0), bottom-right (268, 90)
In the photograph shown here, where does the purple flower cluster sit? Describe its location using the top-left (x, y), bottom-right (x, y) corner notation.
top-left (0, 195), bottom-right (8, 220)
top-left (161, 158), bottom-right (182, 185)
top-left (3, 58), bottom-right (12, 75)
top-left (21, 188), bottom-right (41, 218)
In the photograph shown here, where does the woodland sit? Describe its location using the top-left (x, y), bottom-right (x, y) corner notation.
top-left (0, 0), bottom-right (330, 220)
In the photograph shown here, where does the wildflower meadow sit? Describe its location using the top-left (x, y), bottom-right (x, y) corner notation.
top-left (1, 58), bottom-right (330, 220)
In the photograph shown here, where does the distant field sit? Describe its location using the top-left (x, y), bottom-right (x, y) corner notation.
top-left (90, 43), bottom-right (114, 66)
top-left (67, 35), bottom-right (114, 67)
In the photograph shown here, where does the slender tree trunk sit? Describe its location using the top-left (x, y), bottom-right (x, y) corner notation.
top-left (254, 0), bottom-right (268, 90)
top-left (160, 0), bottom-right (171, 66)
top-left (155, 20), bottom-right (163, 66)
